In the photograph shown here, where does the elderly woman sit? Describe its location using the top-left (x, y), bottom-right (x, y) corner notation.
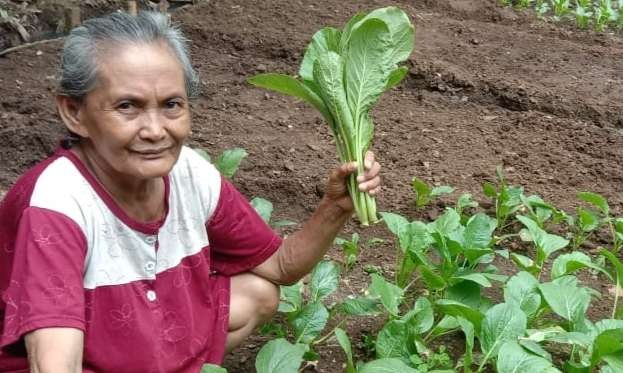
top-left (0, 11), bottom-right (381, 373)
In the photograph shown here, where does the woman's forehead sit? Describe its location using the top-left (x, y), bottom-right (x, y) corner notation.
top-left (94, 42), bottom-right (186, 97)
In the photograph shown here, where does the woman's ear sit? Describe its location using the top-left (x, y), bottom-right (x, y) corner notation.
top-left (56, 95), bottom-right (89, 138)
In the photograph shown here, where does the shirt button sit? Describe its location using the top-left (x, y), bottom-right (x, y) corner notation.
top-left (144, 261), bottom-right (156, 273)
top-left (145, 235), bottom-right (157, 245)
top-left (146, 290), bottom-right (157, 302)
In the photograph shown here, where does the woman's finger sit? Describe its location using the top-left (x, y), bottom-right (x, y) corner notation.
top-left (358, 175), bottom-right (381, 192)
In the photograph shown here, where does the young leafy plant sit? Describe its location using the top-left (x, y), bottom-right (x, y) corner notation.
top-left (335, 233), bottom-right (361, 272)
top-left (250, 197), bottom-right (297, 228)
top-left (193, 147), bottom-right (248, 179)
top-left (412, 176), bottom-right (454, 209)
top-left (248, 7), bottom-right (415, 226)
top-left (482, 166), bottom-right (523, 230)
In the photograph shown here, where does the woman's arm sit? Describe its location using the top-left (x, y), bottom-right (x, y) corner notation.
top-left (252, 152), bottom-right (381, 285)
top-left (25, 327), bottom-right (84, 373)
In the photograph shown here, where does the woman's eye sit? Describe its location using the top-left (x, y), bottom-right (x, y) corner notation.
top-left (117, 102), bottom-right (135, 111)
top-left (165, 100), bottom-right (182, 109)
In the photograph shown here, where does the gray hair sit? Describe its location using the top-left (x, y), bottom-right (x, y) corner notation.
top-left (59, 11), bottom-right (199, 100)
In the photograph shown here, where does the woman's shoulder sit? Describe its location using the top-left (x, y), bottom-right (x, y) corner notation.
top-left (0, 148), bottom-right (93, 235)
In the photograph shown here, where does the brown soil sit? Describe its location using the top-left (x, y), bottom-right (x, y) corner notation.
top-left (1, 0), bottom-right (622, 372)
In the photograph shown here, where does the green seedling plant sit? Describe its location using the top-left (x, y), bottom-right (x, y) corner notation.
top-left (535, 0), bottom-right (551, 17)
top-left (574, 0), bottom-right (593, 28)
top-left (412, 177), bottom-right (454, 209)
top-left (335, 233), bottom-right (361, 272)
top-left (551, 0), bottom-right (571, 18)
top-left (482, 166), bottom-right (524, 230)
top-left (569, 192), bottom-right (622, 252)
top-left (593, 0), bottom-right (618, 31)
top-left (515, 0), bottom-right (534, 9)
top-left (258, 260), bottom-right (384, 372)
top-left (193, 147), bottom-right (248, 179)
top-left (248, 7), bottom-right (415, 226)
top-left (250, 197), bottom-right (297, 228)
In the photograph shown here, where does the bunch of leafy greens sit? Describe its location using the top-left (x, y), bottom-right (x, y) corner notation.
top-left (248, 7), bottom-right (415, 226)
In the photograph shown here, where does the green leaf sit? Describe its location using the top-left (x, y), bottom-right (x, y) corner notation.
top-left (385, 66), bottom-right (408, 89)
top-left (516, 215), bottom-right (569, 265)
top-left (504, 271), bottom-right (541, 318)
top-left (335, 328), bottom-right (355, 373)
top-left (310, 260), bottom-right (340, 302)
top-left (215, 148), bottom-right (248, 179)
top-left (577, 207), bottom-right (599, 232)
top-left (403, 221), bottom-right (433, 260)
top-left (447, 280), bottom-right (481, 309)
top-left (200, 364), bottom-right (227, 373)
top-left (412, 177), bottom-right (431, 208)
top-left (538, 279), bottom-right (591, 327)
top-left (457, 193), bottom-right (479, 212)
top-left (464, 213), bottom-right (497, 250)
top-left (551, 252), bottom-right (611, 280)
top-left (288, 302), bottom-right (330, 344)
top-left (483, 181), bottom-right (497, 198)
top-left (369, 273), bottom-right (404, 315)
top-left (453, 272), bottom-right (493, 288)
top-left (545, 331), bottom-right (592, 348)
top-left (299, 27), bottom-right (341, 81)
top-left (313, 51), bottom-right (355, 147)
top-left (578, 191), bottom-right (609, 216)
top-left (359, 358), bottom-right (419, 373)
top-left (519, 339), bottom-right (551, 361)
top-left (278, 282), bottom-right (302, 313)
top-left (259, 322), bottom-right (287, 338)
top-left (344, 18), bottom-right (391, 130)
top-left (339, 12), bottom-right (367, 53)
top-left (457, 316), bottom-right (475, 370)
top-left (433, 208), bottom-right (461, 236)
top-left (380, 211), bottom-right (409, 237)
top-left (481, 303), bottom-right (527, 361)
top-left (250, 197), bottom-right (273, 224)
top-left (404, 297), bottom-right (434, 334)
top-left (496, 341), bottom-right (560, 373)
top-left (255, 338), bottom-right (307, 373)
top-left (359, 6), bottom-right (415, 67)
top-left (435, 299), bottom-right (484, 332)
top-left (336, 296), bottom-right (382, 316)
top-left (601, 249), bottom-right (623, 284)
top-left (418, 265), bottom-right (447, 290)
top-left (591, 328), bottom-right (623, 368)
top-left (511, 253), bottom-right (537, 273)
top-left (376, 319), bottom-right (411, 361)
top-left (431, 185), bottom-right (454, 197)
top-left (248, 73), bottom-right (333, 125)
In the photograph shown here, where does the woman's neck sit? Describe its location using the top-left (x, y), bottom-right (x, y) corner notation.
top-left (72, 144), bottom-right (166, 223)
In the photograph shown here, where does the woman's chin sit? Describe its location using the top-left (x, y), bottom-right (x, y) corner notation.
top-left (128, 159), bottom-right (177, 179)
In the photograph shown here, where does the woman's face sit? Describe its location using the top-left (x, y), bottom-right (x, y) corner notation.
top-left (76, 42), bottom-right (191, 181)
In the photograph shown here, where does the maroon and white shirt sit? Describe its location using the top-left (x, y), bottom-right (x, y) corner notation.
top-left (0, 146), bottom-right (282, 372)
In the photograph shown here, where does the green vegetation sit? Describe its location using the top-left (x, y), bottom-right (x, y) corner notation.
top-left (248, 7), bottom-right (415, 226)
top-left (201, 150), bottom-right (623, 372)
top-left (500, 0), bottom-right (623, 31)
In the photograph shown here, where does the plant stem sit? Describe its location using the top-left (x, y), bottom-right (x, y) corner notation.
top-left (403, 275), bottom-right (421, 292)
top-left (313, 319), bottom-right (347, 346)
top-left (613, 277), bottom-right (620, 319)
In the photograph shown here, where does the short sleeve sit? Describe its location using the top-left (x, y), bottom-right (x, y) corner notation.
top-left (207, 179), bottom-right (282, 276)
top-left (1, 207), bottom-right (87, 349)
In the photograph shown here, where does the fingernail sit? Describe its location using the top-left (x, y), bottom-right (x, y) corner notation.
top-left (357, 175), bottom-right (364, 182)
top-left (365, 160), bottom-right (372, 169)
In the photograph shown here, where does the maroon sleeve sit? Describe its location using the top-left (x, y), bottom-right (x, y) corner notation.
top-left (207, 179), bottom-right (282, 276)
top-left (1, 207), bottom-right (87, 349)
